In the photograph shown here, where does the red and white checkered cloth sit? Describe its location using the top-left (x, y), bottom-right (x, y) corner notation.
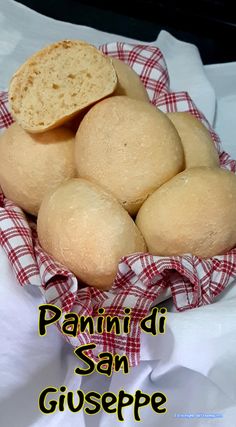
top-left (1, 43), bottom-right (236, 367)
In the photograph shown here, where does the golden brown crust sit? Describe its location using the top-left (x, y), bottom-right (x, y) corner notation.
top-left (136, 167), bottom-right (236, 258)
top-left (75, 96), bottom-right (184, 215)
top-left (37, 178), bottom-right (146, 289)
top-left (167, 112), bottom-right (219, 168)
top-left (0, 123), bottom-right (76, 215)
top-left (111, 58), bottom-right (150, 102)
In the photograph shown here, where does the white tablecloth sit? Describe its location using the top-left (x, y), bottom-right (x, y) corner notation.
top-left (0, 1), bottom-right (236, 426)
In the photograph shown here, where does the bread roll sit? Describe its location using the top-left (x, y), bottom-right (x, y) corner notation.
top-left (37, 179), bottom-right (146, 289)
top-left (136, 167), bottom-right (236, 258)
top-left (75, 96), bottom-right (184, 215)
top-left (9, 40), bottom-right (117, 133)
top-left (111, 58), bottom-right (149, 102)
top-left (0, 123), bottom-right (76, 215)
top-left (167, 112), bottom-right (219, 168)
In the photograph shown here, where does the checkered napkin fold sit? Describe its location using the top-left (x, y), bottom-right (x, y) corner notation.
top-left (1, 43), bottom-right (236, 367)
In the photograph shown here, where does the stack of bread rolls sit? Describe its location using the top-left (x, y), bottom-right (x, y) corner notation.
top-left (1, 39), bottom-right (236, 290)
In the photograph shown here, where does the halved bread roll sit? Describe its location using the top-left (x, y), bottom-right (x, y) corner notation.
top-left (9, 40), bottom-right (117, 133)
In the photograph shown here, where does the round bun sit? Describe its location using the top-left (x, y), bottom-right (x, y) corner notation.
top-left (75, 96), bottom-right (184, 215)
top-left (8, 40), bottom-right (117, 133)
top-left (0, 123), bottom-right (76, 215)
top-left (37, 179), bottom-right (146, 289)
top-left (111, 58), bottom-right (149, 102)
top-left (136, 167), bottom-right (236, 258)
top-left (167, 112), bottom-right (219, 168)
